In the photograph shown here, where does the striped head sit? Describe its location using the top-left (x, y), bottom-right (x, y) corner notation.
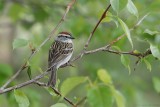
top-left (56, 32), bottom-right (75, 43)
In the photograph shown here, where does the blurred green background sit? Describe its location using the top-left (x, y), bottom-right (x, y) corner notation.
top-left (0, 0), bottom-right (160, 107)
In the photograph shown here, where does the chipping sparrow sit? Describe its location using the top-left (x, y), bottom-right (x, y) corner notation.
top-left (48, 32), bottom-right (74, 86)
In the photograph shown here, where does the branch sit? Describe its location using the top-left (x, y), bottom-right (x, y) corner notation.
top-left (0, 0), bottom-right (111, 94)
top-left (75, 96), bottom-right (87, 106)
top-left (0, 61), bottom-right (74, 94)
top-left (106, 13), bottom-right (149, 48)
top-left (0, 2), bottom-right (150, 107)
top-left (34, 81), bottom-right (76, 106)
top-left (85, 47), bottom-right (151, 58)
top-left (0, 71), bottom-right (49, 94)
top-left (0, 9), bottom-right (109, 101)
top-left (84, 15), bottom-right (151, 58)
top-left (0, 3), bottom-right (149, 96)
top-left (0, 62), bottom-right (76, 105)
top-left (0, 47), bottom-right (151, 94)
top-left (71, 4), bottom-right (111, 62)
top-left (84, 4), bottom-right (111, 49)
top-left (0, 80), bottom-right (76, 106)
top-left (0, 0), bottom-right (76, 90)
top-left (50, 86), bottom-right (76, 106)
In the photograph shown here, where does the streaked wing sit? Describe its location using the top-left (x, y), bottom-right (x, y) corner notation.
top-left (48, 40), bottom-right (73, 68)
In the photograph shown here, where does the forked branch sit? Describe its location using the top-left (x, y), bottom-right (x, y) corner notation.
top-left (0, 0), bottom-right (76, 90)
top-left (0, 2), bottom-right (151, 107)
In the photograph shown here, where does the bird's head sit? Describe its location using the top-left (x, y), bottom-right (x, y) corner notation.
top-left (56, 32), bottom-right (75, 43)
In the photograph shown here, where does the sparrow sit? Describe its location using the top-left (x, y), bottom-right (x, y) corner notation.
top-left (48, 32), bottom-right (74, 87)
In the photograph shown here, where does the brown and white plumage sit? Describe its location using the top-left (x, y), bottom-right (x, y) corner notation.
top-left (48, 32), bottom-right (74, 86)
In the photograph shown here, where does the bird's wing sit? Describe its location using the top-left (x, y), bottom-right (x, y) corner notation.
top-left (48, 41), bottom-right (73, 68)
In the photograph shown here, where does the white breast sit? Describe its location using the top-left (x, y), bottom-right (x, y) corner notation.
top-left (56, 52), bottom-right (73, 69)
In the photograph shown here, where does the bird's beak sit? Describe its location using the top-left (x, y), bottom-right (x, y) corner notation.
top-left (70, 36), bottom-right (75, 39)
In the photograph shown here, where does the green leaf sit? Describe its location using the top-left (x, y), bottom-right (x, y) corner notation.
top-left (98, 10), bottom-right (112, 23)
top-left (0, 63), bottom-right (13, 76)
top-left (97, 69), bottom-right (112, 84)
top-left (8, 3), bottom-right (26, 21)
top-left (133, 50), bottom-right (140, 54)
top-left (112, 46), bottom-right (121, 51)
top-left (136, 13), bottom-right (149, 26)
top-left (118, 18), bottom-right (133, 48)
top-left (127, 0), bottom-right (138, 18)
top-left (110, 0), bottom-right (119, 14)
top-left (102, 12), bottom-right (113, 23)
top-left (140, 29), bottom-right (157, 43)
top-left (14, 90), bottom-right (30, 107)
top-left (13, 38), bottom-right (28, 49)
top-left (0, 63), bottom-right (13, 84)
top-left (112, 18), bottom-right (119, 28)
top-left (103, 17), bottom-right (112, 22)
top-left (50, 103), bottom-right (68, 107)
top-left (150, 44), bottom-right (160, 59)
top-left (33, 5), bottom-right (49, 22)
top-left (60, 76), bottom-right (87, 96)
top-left (27, 66), bottom-right (32, 80)
top-left (46, 87), bottom-right (57, 96)
top-left (119, 0), bottom-right (128, 10)
top-left (100, 11), bottom-right (119, 27)
top-left (143, 59), bottom-right (152, 71)
top-left (113, 90), bottom-right (125, 107)
top-left (87, 86), bottom-right (113, 107)
top-left (152, 77), bottom-right (160, 93)
top-left (121, 55), bottom-right (131, 74)
top-left (144, 29), bottom-right (159, 36)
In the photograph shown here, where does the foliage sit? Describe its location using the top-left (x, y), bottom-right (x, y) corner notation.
top-left (0, 0), bottom-right (160, 107)
top-left (14, 90), bottom-right (30, 107)
top-left (60, 76), bottom-right (87, 96)
top-left (12, 38), bottom-right (28, 49)
top-left (152, 77), bottom-right (160, 93)
top-left (50, 103), bottom-right (68, 107)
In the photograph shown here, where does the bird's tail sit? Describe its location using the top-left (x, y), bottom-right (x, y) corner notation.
top-left (48, 67), bottom-right (57, 87)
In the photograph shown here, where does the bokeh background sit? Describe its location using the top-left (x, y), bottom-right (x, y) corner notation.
top-left (0, 0), bottom-right (160, 107)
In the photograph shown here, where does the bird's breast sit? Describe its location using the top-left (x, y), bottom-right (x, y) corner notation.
top-left (56, 52), bottom-right (73, 68)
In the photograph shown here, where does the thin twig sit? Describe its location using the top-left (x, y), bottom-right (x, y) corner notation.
top-left (0, 63), bottom-right (27, 90)
top-left (34, 81), bottom-right (76, 106)
top-left (0, 0), bottom-right (76, 90)
top-left (50, 86), bottom-right (76, 106)
top-left (0, 60), bottom-right (74, 94)
top-left (33, 81), bottom-right (47, 86)
top-left (0, 3), bottom-right (110, 107)
top-left (106, 14), bottom-right (149, 48)
top-left (0, 3), bottom-right (151, 107)
top-left (71, 4), bottom-right (111, 62)
top-left (0, 3), bottom-right (148, 90)
top-left (84, 4), bottom-right (111, 49)
top-left (0, 10), bottom-right (150, 95)
top-left (0, 71), bottom-right (49, 94)
top-left (75, 96), bottom-right (87, 106)
top-left (84, 47), bottom-right (151, 58)
top-left (84, 14), bottom-right (151, 58)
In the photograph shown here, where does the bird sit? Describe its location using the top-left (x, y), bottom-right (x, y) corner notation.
top-left (47, 31), bottom-right (74, 87)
